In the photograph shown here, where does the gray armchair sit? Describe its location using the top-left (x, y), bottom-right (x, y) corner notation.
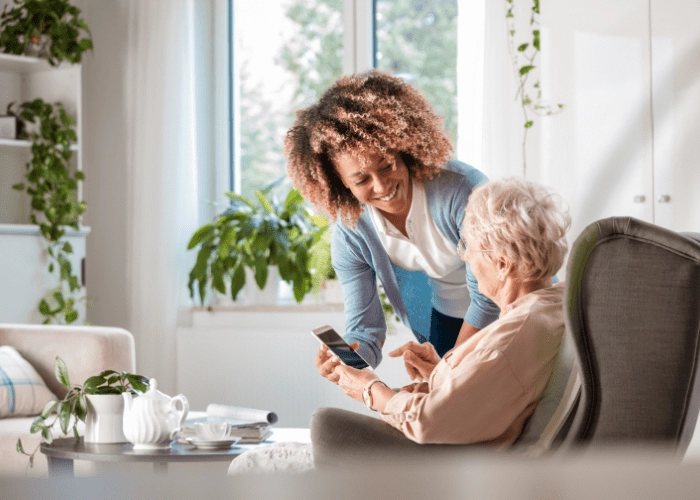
top-left (560, 217), bottom-right (700, 452)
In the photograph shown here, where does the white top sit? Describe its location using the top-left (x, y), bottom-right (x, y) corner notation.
top-left (367, 180), bottom-right (469, 319)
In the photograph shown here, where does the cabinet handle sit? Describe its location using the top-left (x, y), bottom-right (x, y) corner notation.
top-left (657, 195), bottom-right (671, 203)
top-left (633, 195), bottom-right (646, 203)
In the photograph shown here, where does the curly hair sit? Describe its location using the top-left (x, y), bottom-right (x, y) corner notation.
top-left (462, 178), bottom-right (571, 283)
top-left (284, 70), bottom-right (453, 226)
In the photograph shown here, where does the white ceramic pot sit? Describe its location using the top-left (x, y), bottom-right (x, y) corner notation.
top-left (123, 379), bottom-right (189, 450)
top-left (84, 394), bottom-right (128, 444)
top-left (244, 265), bottom-right (280, 305)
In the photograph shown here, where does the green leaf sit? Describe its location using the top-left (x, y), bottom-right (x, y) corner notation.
top-left (230, 263), bottom-right (246, 300)
top-left (533, 30), bottom-right (541, 51)
top-left (55, 356), bottom-right (70, 388)
top-left (187, 223), bottom-right (215, 250)
top-left (30, 417), bottom-right (45, 434)
top-left (94, 386), bottom-right (121, 395)
top-left (40, 400), bottom-right (58, 419)
top-left (75, 171), bottom-right (85, 180)
top-left (524, 121), bottom-right (534, 128)
top-left (12, 183), bottom-right (25, 191)
top-left (73, 424), bottom-right (80, 440)
top-left (284, 189), bottom-right (304, 209)
top-left (126, 374), bottom-right (149, 393)
top-left (99, 369), bottom-right (119, 378)
top-left (62, 241), bottom-right (73, 253)
top-left (65, 308), bottom-right (78, 324)
top-left (517, 43), bottom-right (528, 52)
top-left (16, 439), bottom-right (25, 455)
top-left (58, 401), bottom-right (71, 435)
top-left (253, 258), bottom-right (268, 289)
top-left (558, 103), bottom-right (564, 109)
top-left (83, 375), bottom-right (106, 393)
top-left (225, 192), bottom-right (256, 209)
top-left (255, 190), bottom-right (275, 214)
top-left (519, 65), bottom-right (535, 76)
top-left (75, 394), bottom-right (88, 422)
top-left (41, 426), bottom-right (53, 444)
top-left (39, 299), bottom-right (51, 316)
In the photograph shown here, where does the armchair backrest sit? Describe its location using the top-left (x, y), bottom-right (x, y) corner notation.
top-left (564, 217), bottom-right (700, 452)
top-left (0, 324), bottom-right (135, 398)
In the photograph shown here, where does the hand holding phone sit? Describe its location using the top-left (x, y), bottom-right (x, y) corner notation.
top-left (312, 325), bottom-right (371, 370)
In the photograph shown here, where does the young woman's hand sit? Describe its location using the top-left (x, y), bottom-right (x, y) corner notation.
top-left (389, 341), bottom-right (440, 382)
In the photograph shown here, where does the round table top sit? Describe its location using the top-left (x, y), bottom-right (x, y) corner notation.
top-left (40, 428), bottom-right (311, 463)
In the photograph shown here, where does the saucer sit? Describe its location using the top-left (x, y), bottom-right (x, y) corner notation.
top-left (185, 437), bottom-right (240, 450)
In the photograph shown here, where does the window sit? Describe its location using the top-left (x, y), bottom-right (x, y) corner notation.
top-left (229, 0), bottom-right (460, 196)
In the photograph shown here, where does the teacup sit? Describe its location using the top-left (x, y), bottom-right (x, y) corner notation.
top-left (193, 422), bottom-right (230, 441)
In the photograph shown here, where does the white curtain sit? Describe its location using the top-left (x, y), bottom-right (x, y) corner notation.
top-left (124, 1), bottom-right (200, 393)
top-left (458, 0), bottom-right (534, 181)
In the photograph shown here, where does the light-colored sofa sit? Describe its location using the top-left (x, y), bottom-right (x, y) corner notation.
top-left (0, 324), bottom-right (135, 476)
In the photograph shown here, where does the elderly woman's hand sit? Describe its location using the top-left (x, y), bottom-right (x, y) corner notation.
top-left (389, 341), bottom-right (440, 382)
top-left (334, 365), bottom-right (380, 403)
top-left (315, 341), bottom-right (361, 384)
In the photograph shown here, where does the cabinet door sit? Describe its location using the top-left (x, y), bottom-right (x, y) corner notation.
top-left (540, 0), bottom-right (654, 241)
top-left (650, 0), bottom-right (700, 233)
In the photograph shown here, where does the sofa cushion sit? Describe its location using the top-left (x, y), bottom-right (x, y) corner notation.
top-left (0, 346), bottom-right (56, 418)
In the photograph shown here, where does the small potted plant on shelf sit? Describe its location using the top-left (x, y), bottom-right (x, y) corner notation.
top-left (16, 356), bottom-right (149, 467)
top-left (187, 179), bottom-right (325, 306)
top-left (0, 0), bottom-right (93, 65)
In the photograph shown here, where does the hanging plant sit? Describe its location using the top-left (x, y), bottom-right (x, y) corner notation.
top-left (0, 0), bottom-right (93, 66)
top-left (505, 0), bottom-right (563, 176)
top-left (9, 99), bottom-right (86, 324)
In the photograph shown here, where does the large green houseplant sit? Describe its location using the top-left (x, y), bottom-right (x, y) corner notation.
top-left (188, 182), bottom-right (325, 305)
top-left (0, 0), bottom-right (93, 65)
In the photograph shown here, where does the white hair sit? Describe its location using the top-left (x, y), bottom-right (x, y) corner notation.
top-left (462, 177), bottom-right (571, 282)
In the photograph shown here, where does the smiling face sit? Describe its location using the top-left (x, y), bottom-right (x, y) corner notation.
top-left (333, 151), bottom-right (413, 219)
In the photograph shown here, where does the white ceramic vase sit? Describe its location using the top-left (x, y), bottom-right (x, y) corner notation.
top-left (84, 394), bottom-right (128, 444)
top-left (244, 265), bottom-right (280, 305)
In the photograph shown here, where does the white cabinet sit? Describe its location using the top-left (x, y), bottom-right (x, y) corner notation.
top-left (0, 53), bottom-right (87, 323)
top-left (538, 0), bottom-right (700, 241)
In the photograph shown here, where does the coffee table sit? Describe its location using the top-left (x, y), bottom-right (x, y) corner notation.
top-left (40, 428), bottom-right (310, 477)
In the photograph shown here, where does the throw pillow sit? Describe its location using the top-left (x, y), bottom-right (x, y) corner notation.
top-left (0, 346), bottom-right (57, 418)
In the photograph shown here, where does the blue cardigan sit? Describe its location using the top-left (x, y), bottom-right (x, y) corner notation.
top-left (331, 160), bottom-right (501, 368)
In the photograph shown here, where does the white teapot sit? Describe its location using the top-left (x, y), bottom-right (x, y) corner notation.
top-left (122, 379), bottom-right (189, 450)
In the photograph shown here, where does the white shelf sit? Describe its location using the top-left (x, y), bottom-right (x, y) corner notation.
top-left (0, 53), bottom-right (67, 73)
top-left (0, 138), bottom-right (79, 151)
top-left (0, 224), bottom-right (91, 236)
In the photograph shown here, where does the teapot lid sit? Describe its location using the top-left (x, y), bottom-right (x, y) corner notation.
top-left (139, 379), bottom-right (170, 402)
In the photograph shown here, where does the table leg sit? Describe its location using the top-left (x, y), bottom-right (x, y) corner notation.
top-left (153, 462), bottom-right (168, 475)
top-left (47, 456), bottom-right (74, 477)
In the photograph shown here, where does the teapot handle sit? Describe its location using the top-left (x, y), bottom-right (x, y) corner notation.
top-left (169, 394), bottom-right (190, 439)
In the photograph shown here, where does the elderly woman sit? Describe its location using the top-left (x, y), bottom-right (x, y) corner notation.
top-left (285, 70), bottom-right (499, 368)
top-left (312, 177), bottom-right (571, 453)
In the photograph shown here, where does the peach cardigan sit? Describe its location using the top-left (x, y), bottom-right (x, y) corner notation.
top-left (380, 283), bottom-right (566, 446)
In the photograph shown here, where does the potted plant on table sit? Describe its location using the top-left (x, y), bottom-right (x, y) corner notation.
top-left (0, 0), bottom-right (93, 65)
top-left (16, 357), bottom-right (149, 467)
top-left (187, 180), bottom-right (325, 306)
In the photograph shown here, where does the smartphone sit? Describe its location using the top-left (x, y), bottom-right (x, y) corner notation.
top-left (312, 325), bottom-right (371, 370)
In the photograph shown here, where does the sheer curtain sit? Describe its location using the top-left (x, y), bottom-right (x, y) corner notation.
top-left (123, 1), bottom-right (201, 393)
top-left (458, 0), bottom-right (530, 180)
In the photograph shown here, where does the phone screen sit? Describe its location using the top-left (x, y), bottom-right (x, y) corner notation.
top-left (312, 326), bottom-right (370, 369)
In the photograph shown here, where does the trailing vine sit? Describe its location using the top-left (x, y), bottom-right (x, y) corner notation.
top-left (505, 0), bottom-right (563, 177)
top-left (9, 99), bottom-right (86, 324)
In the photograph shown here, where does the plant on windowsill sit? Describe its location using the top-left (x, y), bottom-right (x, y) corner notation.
top-left (0, 0), bottom-right (93, 65)
top-left (187, 180), bottom-right (325, 305)
top-left (8, 99), bottom-right (87, 324)
top-left (16, 356), bottom-right (149, 468)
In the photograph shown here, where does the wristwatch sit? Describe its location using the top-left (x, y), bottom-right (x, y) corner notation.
top-left (362, 379), bottom-right (388, 411)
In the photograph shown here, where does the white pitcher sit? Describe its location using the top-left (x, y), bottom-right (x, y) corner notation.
top-left (122, 379), bottom-right (189, 450)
